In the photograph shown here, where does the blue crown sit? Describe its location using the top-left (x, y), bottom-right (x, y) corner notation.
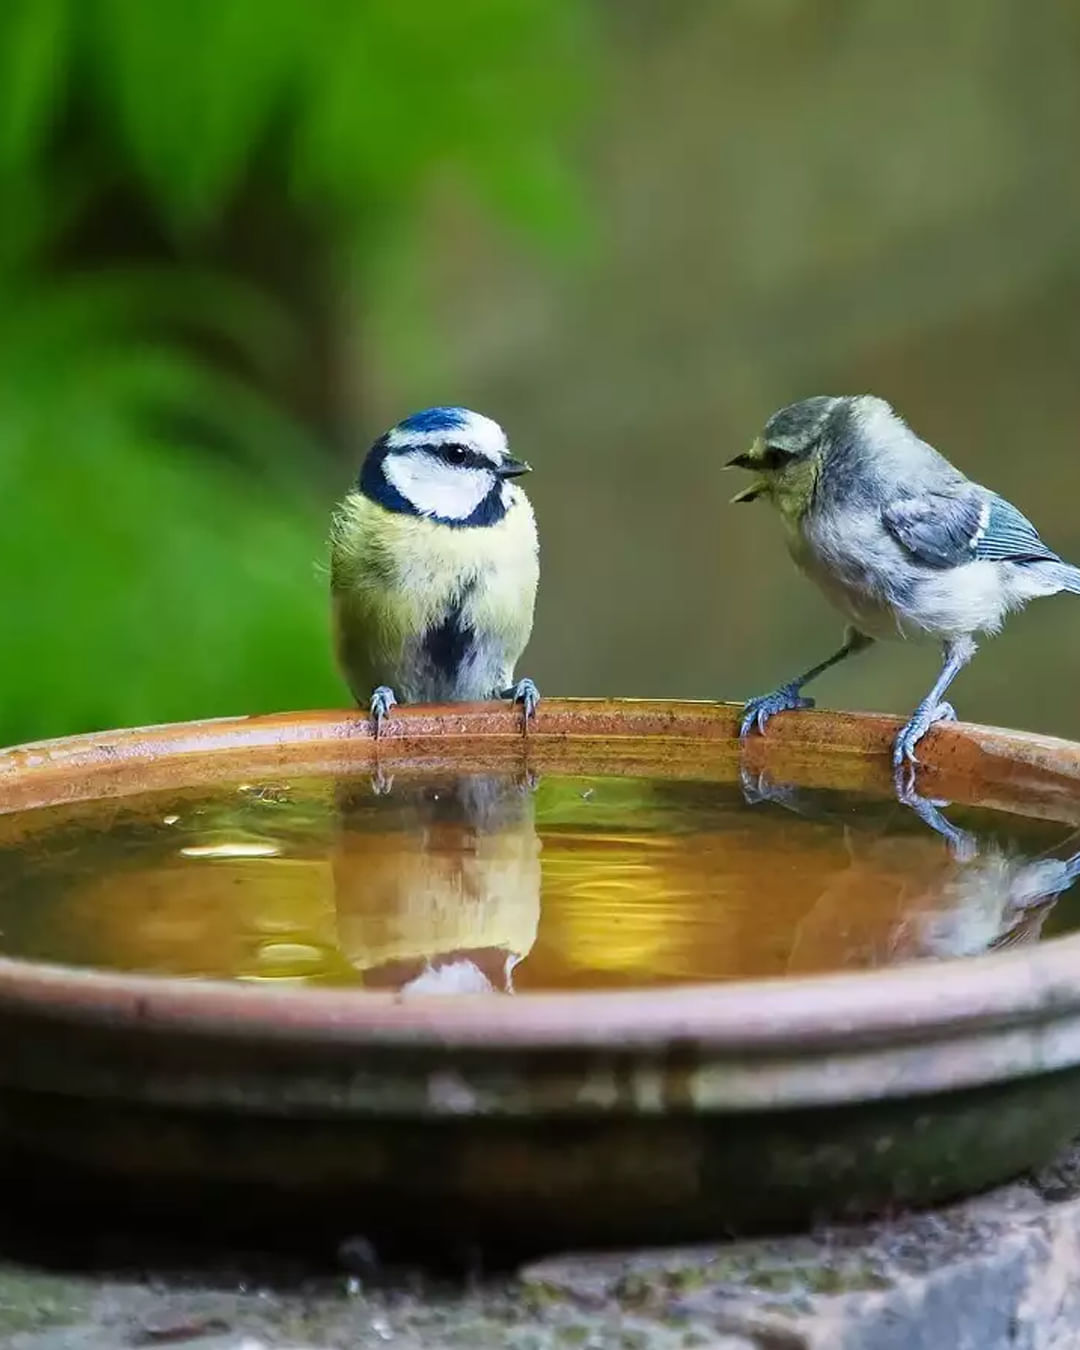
top-left (397, 406), bottom-right (470, 435)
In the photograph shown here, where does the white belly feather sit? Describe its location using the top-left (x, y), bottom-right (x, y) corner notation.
top-left (786, 511), bottom-right (1028, 642)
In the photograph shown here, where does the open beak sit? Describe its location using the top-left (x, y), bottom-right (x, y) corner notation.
top-left (497, 457), bottom-right (531, 478)
top-left (726, 447), bottom-right (766, 502)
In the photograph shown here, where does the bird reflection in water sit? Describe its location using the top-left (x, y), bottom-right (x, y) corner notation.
top-left (332, 773), bottom-right (540, 995)
top-left (740, 765), bottom-right (1080, 967)
top-left (891, 771), bottom-right (1080, 957)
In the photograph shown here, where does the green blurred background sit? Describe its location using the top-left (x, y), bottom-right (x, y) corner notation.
top-left (4, 0), bottom-right (1080, 748)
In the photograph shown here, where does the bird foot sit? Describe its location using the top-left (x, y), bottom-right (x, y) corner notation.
top-left (740, 683), bottom-right (814, 739)
top-left (892, 700), bottom-right (957, 770)
top-left (369, 686), bottom-right (398, 739)
top-left (739, 765), bottom-right (808, 814)
top-left (501, 677), bottom-right (540, 732)
top-left (739, 765), bottom-right (774, 806)
top-left (893, 764), bottom-right (976, 862)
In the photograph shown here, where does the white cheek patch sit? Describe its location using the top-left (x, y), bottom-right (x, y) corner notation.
top-left (384, 452), bottom-right (493, 520)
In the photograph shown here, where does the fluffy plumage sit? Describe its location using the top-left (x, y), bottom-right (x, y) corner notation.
top-left (330, 407), bottom-right (539, 731)
top-left (731, 394), bottom-right (1080, 767)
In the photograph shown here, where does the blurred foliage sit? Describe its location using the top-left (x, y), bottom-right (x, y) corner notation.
top-left (0, 0), bottom-right (587, 746)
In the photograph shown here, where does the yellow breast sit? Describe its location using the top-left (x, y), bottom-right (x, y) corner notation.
top-left (329, 489), bottom-right (539, 700)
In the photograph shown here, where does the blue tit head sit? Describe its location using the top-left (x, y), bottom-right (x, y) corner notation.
top-left (727, 395), bottom-right (845, 510)
top-left (358, 406), bottom-right (531, 528)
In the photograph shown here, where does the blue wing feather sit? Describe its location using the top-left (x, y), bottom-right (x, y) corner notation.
top-left (882, 489), bottom-right (1057, 569)
top-left (975, 495), bottom-right (1057, 562)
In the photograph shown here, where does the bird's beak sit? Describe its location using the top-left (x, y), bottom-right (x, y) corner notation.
top-left (725, 451), bottom-right (757, 470)
top-left (726, 445), bottom-right (766, 502)
top-left (497, 457), bottom-right (531, 478)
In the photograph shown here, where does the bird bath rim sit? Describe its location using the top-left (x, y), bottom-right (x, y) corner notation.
top-left (1, 700), bottom-right (1080, 1115)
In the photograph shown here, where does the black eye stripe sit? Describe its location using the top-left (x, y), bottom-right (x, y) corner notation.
top-left (432, 443), bottom-right (492, 471)
top-left (760, 446), bottom-right (795, 470)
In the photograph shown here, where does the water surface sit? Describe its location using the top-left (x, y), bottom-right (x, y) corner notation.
top-left (0, 771), bottom-right (1077, 991)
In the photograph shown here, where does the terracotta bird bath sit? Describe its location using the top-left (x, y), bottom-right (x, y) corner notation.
top-left (1, 699), bottom-right (1080, 1247)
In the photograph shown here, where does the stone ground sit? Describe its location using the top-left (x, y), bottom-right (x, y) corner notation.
top-left (4, 1146), bottom-right (1080, 1350)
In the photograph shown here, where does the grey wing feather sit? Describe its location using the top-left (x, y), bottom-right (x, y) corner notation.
top-left (882, 488), bottom-right (1057, 569)
top-left (881, 489), bottom-right (984, 568)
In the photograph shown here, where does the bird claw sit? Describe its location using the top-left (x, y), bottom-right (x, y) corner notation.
top-left (891, 700), bottom-right (956, 769)
top-left (501, 677), bottom-right (539, 732)
top-left (739, 684), bottom-right (814, 740)
top-left (739, 764), bottom-right (805, 813)
top-left (894, 760), bottom-right (917, 799)
top-left (892, 763), bottom-right (976, 861)
top-left (369, 686), bottom-right (398, 739)
top-left (894, 759), bottom-right (951, 804)
top-left (739, 764), bottom-right (772, 805)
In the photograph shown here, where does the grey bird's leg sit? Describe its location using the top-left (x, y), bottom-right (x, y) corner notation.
top-left (892, 635), bottom-right (976, 770)
top-left (369, 685), bottom-right (398, 739)
top-left (500, 677), bottom-right (540, 734)
top-left (740, 628), bottom-right (873, 740)
top-left (893, 764), bottom-right (977, 862)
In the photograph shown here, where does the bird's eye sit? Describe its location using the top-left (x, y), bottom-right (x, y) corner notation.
top-left (444, 445), bottom-right (467, 465)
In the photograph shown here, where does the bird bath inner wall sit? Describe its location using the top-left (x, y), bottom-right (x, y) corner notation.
top-left (2, 699), bottom-right (1080, 1246)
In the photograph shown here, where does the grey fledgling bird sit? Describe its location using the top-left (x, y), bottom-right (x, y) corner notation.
top-left (729, 395), bottom-right (1080, 767)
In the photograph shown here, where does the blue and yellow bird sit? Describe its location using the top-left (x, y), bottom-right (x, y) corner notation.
top-left (330, 406), bottom-right (540, 734)
top-left (730, 394), bottom-right (1080, 768)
